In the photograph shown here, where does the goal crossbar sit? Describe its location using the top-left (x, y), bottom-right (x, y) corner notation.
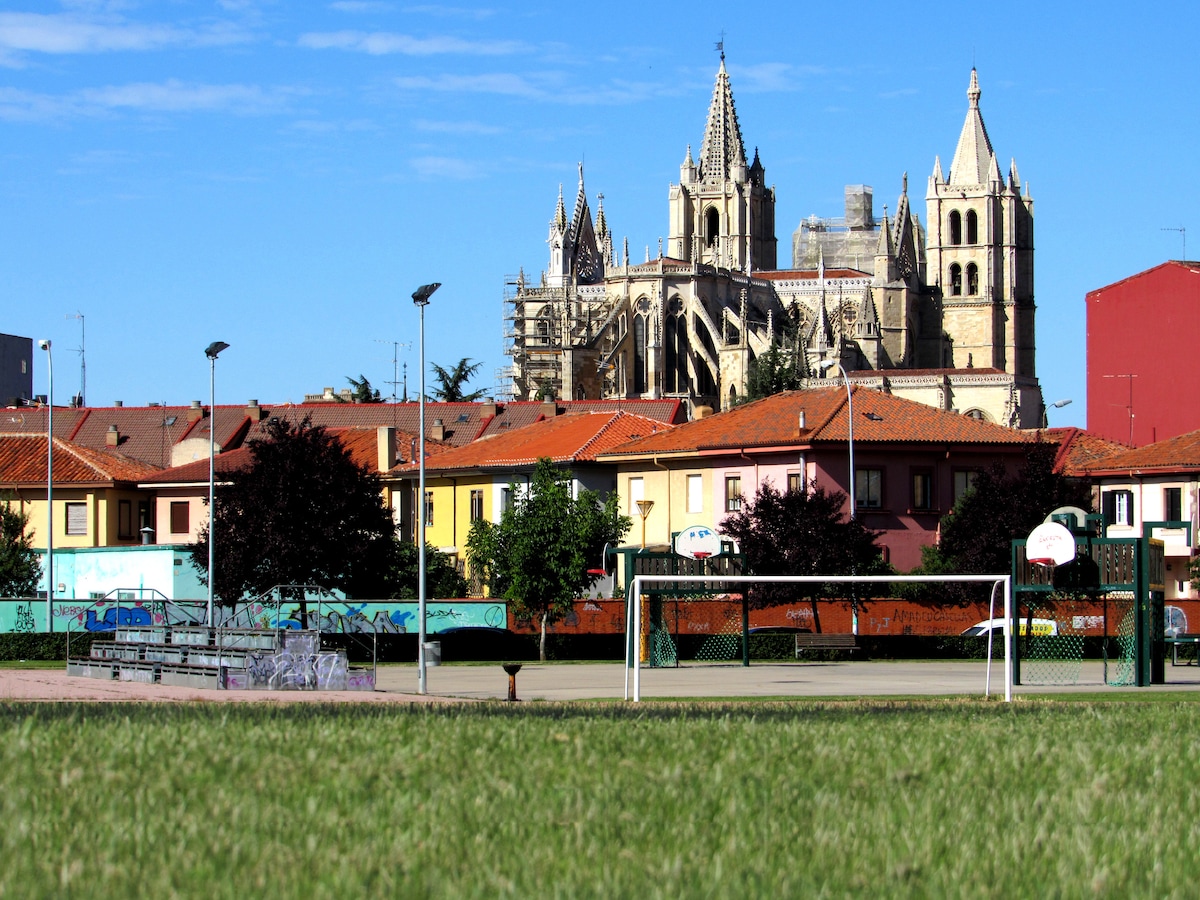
top-left (624, 574), bottom-right (1012, 703)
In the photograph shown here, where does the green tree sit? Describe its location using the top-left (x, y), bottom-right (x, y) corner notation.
top-left (744, 340), bottom-right (802, 402)
top-left (190, 417), bottom-right (405, 604)
top-left (720, 481), bottom-right (889, 631)
top-left (345, 374), bottom-right (383, 403)
top-left (0, 501), bottom-right (41, 597)
top-left (466, 458), bottom-right (630, 659)
top-left (430, 357), bottom-right (487, 402)
top-left (904, 440), bottom-right (1092, 601)
top-left (385, 541), bottom-right (467, 600)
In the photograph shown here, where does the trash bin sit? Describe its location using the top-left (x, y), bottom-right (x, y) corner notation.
top-left (423, 641), bottom-right (442, 667)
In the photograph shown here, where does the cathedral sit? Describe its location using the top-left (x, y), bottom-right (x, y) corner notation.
top-left (502, 58), bottom-right (1042, 427)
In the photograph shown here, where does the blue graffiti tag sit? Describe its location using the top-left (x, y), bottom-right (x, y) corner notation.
top-left (84, 606), bottom-right (153, 632)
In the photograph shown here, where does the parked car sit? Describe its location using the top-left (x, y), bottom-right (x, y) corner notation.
top-left (961, 618), bottom-right (1058, 638)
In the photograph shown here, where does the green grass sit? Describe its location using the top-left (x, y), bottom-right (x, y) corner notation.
top-left (3, 701), bottom-right (1200, 897)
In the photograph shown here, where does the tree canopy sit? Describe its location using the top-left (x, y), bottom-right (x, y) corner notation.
top-left (345, 374), bottom-right (383, 403)
top-left (744, 340), bottom-right (802, 402)
top-left (430, 357), bottom-right (487, 402)
top-left (720, 481), bottom-right (889, 628)
top-left (466, 458), bottom-right (630, 658)
top-left (190, 417), bottom-right (410, 603)
top-left (0, 501), bottom-right (41, 597)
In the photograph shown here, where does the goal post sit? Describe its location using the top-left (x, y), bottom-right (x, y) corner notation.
top-left (623, 573), bottom-right (1013, 703)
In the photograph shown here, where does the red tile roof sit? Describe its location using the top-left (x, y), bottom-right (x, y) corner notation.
top-left (597, 387), bottom-right (1030, 458)
top-left (1073, 428), bottom-right (1200, 476)
top-left (0, 434), bottom-right (161, 487)
top-left (1041, 427), bottom-right (1131, 477)
top-left (756, 268), bottom-right (872, 281)
top-left (395, 412), bottom-right (672, 474)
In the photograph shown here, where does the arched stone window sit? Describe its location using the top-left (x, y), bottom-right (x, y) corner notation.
top-left (705, 208), bottom-right (720, 248)
top-left (633, 313), bottom-right (647, 394)
top-left (966, 263), bottom-right (979, 295)
top-left (949, 263), bottom-right (962, 296)
top-left (663, 299), bottom-right (688, 394)
top-left (965, 210), bottom-right (978, 244)
top-left (949, 210), bottom-right (962, 246)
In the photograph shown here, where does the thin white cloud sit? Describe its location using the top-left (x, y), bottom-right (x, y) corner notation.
top-left (402, 5), bottom-right (497, 20)
top-left (330, 1), bottom-right (394, 11)
top-left (395, 72), bottom-right (544, 97)
top-left (411, 155), bottom-right (484, 179)
top-left (80, 80), bottom-right (294, 114)
top-left (0, 81), bottom-right (297, 120)
top-left (413, 118), bottom-right (503, 136)
top-left (0, 12), bottom-right (250, 58)
top-left (395, 72), bottom-right (667, 106)
top-left (298, 29), bottom-right (522, 56)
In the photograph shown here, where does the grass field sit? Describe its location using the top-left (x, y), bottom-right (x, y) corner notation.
top-left (3, 700), bottom-right (1200, 897)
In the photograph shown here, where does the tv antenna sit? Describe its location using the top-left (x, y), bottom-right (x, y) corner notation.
top-left (1161, 225), bottom-right (1186, 260)
top-left (66, 312), bottom-right (85, 407)
top-left (374, 339), bottom-right (412, 402)
top-left (1102, 373), bottom-right (1137, 445)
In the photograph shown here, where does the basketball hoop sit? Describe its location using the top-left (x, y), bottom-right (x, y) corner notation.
top-left (1026, 521), bottom-right (1077, 567)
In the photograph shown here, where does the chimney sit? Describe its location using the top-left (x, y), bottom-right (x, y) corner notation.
top-left (430, 418), bottom-right (445, 442)
top-left (246, 399), bottom-right (264, 421)
top-left (106, 424), bottom-right (119, 447)
top-left (479, 398), bottom-right (497, 419)
top-left (798, 410), bottom-right (807, 430)
top-left (187, 400), bottom-right (204, 423)
top-left (541, 400), bottom-right (558, 418)
top-left (377, 426), bottom-right (396, 472)
top-left (113, 400), bottom-right (123, 408)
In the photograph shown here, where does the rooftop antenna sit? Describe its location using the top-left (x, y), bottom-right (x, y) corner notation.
top-left (374, 339), bottom-right (412, 403)
top-left (1162, 225), bottom-right (1186, 260)
top-left (66, 312), bottom-right (85, 406)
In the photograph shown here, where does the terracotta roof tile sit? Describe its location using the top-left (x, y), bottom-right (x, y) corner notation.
top-left (0, 434), bottom-right (161, 486)
top-left (598, 387), bottom-right (1030, 457)
top-left (1074, 427), bottom-right (1200, 475)
top-left (396, 412), bottom-right (672, 474)
top-left (1041, 427), bottom-right (1131, 476)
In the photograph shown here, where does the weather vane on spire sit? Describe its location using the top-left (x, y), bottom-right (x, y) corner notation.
top-left (715, 32), bottom-right (725, 61)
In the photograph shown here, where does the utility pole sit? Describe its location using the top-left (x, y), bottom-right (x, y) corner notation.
top-left (66, 312), bottom-right (85, 407)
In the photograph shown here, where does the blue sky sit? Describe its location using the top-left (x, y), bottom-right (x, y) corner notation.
top-left (3, 1), bottom-right (1197, 429)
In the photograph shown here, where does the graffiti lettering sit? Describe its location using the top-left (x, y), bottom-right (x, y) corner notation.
top-left (84, 606), bottom-right (152, 632)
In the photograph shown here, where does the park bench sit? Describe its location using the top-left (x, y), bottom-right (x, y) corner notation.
top-left (794, 632), bottom-right (859, 658)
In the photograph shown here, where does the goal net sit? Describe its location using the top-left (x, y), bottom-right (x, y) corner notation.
top-left (624, 573), bottom-right (1014, 702)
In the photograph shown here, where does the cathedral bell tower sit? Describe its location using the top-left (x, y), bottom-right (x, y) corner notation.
top-left (668, 54), bottom-right (777, 272)
top-left (926, 69), bottom-right (1035, 376)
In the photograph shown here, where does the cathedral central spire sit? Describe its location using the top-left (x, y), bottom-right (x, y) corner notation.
top-left (697, 57), bottom-right (747, 182)
top-left (948, 68), bottom-right (996, 185)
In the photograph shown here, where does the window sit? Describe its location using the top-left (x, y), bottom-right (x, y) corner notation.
top-left (966, 263), bottom-right (979, 295)
top-left (169, 501), bottom-right (189, 535)
top-left (911, 471), bottom-right (934, 511)
top-left (501, 487), bottom-right (512, 515)
top-left (787, 470), bottom-right (804, 494)
top-left (706, 207), bottom-right (720, 248)
top-left (856, 468), bottom-right (883, 510)
top-left (423, 491), bottom-right (434, 527)
top-left (725, 475), bottom-right (742, 512)
top-left (118, 500), bottom-right (133, 540)
top-left (953, 470), bottom-right (978, 503)
top-left (628, 477), bottom-right (644, 515)
top-left (949, 210), bottom-right (962, 245)
top-left (965, 209), bottom-right (978, 244)
top-left (65, 502), bottom-right (87, 536)
top-left (1103, 490), bottom-right (1134, 527)
top-left (1165, 487), bottom-right (1183, 522)
top-left (686, 474), bottom-right (703, 514)
top-left (470, 489), bottom-right (484, 522)
top-left (633, 314), bottom-right (647, 394)
top-left (949, 264), bottom-right (962, 296)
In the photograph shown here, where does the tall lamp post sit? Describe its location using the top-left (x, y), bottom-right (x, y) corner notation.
top-left (205, 341), bottom-right (230, 628)
top-left (38, 340), bottom-right (53, 632)
top-left (412, 282), bottom-right (440, 695)
top-left (1042, 398), bottom-right (1072, 428)
top-left (819, 359), bottom-right (856, 634)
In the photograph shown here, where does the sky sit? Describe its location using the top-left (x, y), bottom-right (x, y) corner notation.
top-left (2, 1), bottom-right (1197, 429)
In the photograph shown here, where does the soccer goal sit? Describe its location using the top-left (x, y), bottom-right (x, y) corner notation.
top-left (623, 573), bottom-right (1013, 703)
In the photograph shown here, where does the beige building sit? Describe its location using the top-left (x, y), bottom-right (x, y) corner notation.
top-left (503, 59), bottom-right (1042, 428)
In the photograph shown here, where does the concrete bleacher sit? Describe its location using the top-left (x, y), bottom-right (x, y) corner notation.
top-left (67, 626), bottom-right (376, 691)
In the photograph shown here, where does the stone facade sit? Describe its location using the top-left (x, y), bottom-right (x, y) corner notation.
top-left (502, 60), bottom-right (1043, 427)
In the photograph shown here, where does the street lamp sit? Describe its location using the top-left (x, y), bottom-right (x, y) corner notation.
top-left (38, 339), bottom-right (52, 632)
top-left (1042, 398), bottom-right (1072, 428)
top-left (412, 282), bottom-right (440, 695)
top-left (205, 341), bottom-right (230, 629)
top-left (819, 358), bottom-right (857, 635)
top-left (636, 499), bottom-right (655, 549)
